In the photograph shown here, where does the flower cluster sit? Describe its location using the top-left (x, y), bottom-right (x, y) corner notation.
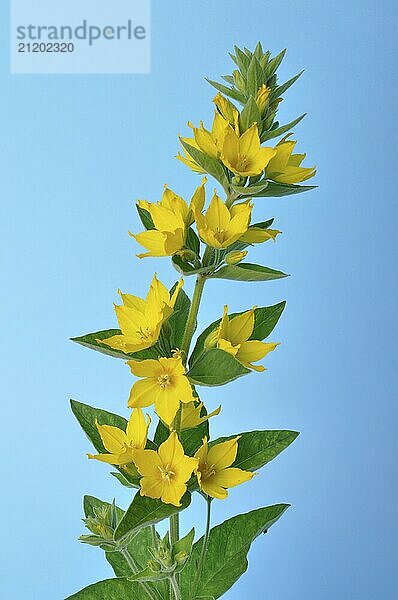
top-left (71, 42), bottom-right (316, 600)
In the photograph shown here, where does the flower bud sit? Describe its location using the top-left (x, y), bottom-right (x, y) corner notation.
top-left (174, 551), bottom-right (188, 565)
top-left (225, 250), bottom-right (248, 265)
top-left (148, 560), bottom-right (162, 572)
top-left (256, 84), bottom-right (271, 114)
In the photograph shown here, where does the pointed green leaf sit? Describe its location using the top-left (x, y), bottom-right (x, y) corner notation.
top-left (209, 430), bottom-right (299, 471)
top-left (261, 113), bottom-right (306, 141)
top-left (246, 55), bottom-right (264, 96)
top-left (239, 96), bottom-right (261, 132)
top-left (271, 70), bottom-right (304, 101)
top-left (211, 263), bottom-right (288, 282)
top-left (180, 504), bottom-right (290, 599)
top-left (187, 348), bottom-right (250, 386)
top-left (266, 49), bottom-right (286, 77)
top-left (251, 181), bottom-right (317, 197)
top-left (114, 491), bottom-right (191, 542)
top-left (70, 329), bottom-right (160, 361)
top-left (136, 204), bottom-right (155, 230)
top-left (180, 140), bottom-right (230, 189)
top-left (205, 78), bottom-right (245, 103)
top-left (65, 578), bottom-right (149, 600)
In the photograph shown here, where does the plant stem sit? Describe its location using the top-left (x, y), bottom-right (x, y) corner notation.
top-left (120, 547), bottom-right (159, 600)
top-left (169, 513), bottom-right (180, 545)
top-left (180, 273), bottom-right (207, 361)
top-left (191, 497), bottom-right (212, 597)
top-left (169, 574), bottom-right (182, 600)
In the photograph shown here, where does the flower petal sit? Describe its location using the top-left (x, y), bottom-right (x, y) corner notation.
top-left (207, 437), bottom-right (239, 470)
top-left (128, 378), bottom-right (159, 408)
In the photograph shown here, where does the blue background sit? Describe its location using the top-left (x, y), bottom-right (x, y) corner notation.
top-left (1, 0), bottom-right (397, 598)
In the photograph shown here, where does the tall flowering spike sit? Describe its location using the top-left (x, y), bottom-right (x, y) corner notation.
top-left (100, 275), bottom-right (182, 353)
top-left (267, 135), bottom-right (316, 184)
top-left (87, 408), bottom-right (151, 466)
top-left (132, 180), bottom-right (207, 258)
top-left (195, 436), bottom-right (254, 499)
top-left (127, 356), bottom-right (195, 426)
top-left (221, 123), bottom-right (276, 177)
top-left (194, 192), bottom-right (252, 249)
top-left (133, 431), bottom-right (198, 506)
top-left (207, 305), bottom-right (279, 371)
top-left (180, 401), bottom-right (221, 430)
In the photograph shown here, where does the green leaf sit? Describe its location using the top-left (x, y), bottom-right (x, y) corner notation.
top-left (209, 430), bottom-right (299, 471)
top-left (65, 578), bottom-right (147, 600)
top-left (261, 113), bottom-right (306, 142)
top-left (187, 348), bottom-right (250, 386)
top-left (180, 140), bottom-right (230, 189)
top-left (251, 181), bottom-right (316, 197)
top-left (70, 329), bottom-right (160, 361)
top-left (271, 70), bottom-right (304, 101)
top-left (128, 567), bottom-right (167, 583)
top-left (189, 301), bottom-right (285, 368)
top-left (186, 227), bottom-right (201, 255)
top-left (211, 263), bottom-right (288, 282)
top-left (162, 286), bottom-right (191, 351)
top-left (205, 78), bottom-right (245, 103)
top-left (71, 400), bottom-right (128, 454)
top-left (136, 204), bottom-right (154, 230)
top-left (232, 181), bottom-right (269, 196)
top-left (114, 491), bottom-right (191, 542)
top-left (180, 504), bottom-right (290, 599)
top-left (110, 472), bottom-right (135, 488)
top-left (266, 49), bottom-right (286, 77)
top-left (246, 55), bottom-right (264, 96)
top-left (239, 96), bottom-right (261, 132)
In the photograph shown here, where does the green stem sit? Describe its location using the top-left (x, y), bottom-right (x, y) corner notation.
top-left (191, 497), bottom-right (212, 597)
top-left (169, 513), bottom-right (179, 545)
top-left (120, 547), bottom-right (159, 600)
top-left (150, 524), bottom-right (158, 548)
top-left (169, 574), bottom-right (182, 600)
top-left (180, 273), bottom-right (207, 361)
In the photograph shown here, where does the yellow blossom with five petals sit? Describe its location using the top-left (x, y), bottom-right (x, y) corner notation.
top-left (87, 408), bottom-right (150, 466)
top-left (131, 180), bottom-right (207, 258)
top-left (195, 436), bottom-right (254, 499)
top-left (194, 192), bottom-right (252, 249)
top-left (267, 135), bottom-right (316, 184)
top-left (100, 275), bottom-right (182, 354)
top-left (206, 306), bottom-right (279, 371)
top-left (133, 431), bottom-right (198, 506)
top-left (221, 123), bottom-right (276, 177)
top-left (127, 356), bottom-right (195, 426)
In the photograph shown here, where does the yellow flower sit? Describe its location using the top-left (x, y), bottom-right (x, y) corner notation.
top-left (180, 401), bottom-right (221, 430)
top-left (267, 135), bottom-right (316, 184)
top-left (221, 123), bottom-right (276, 177)
top-left (240, 227), bottom-right (281, 244)
top-left (255, 84), bottom-right (271, 114)
top-left (213, 93), bottom-right (239, 133)
top-left (132, 180), bottom-right (206, 258)
top-left (194, 192), bottom-right (252, 249)
top-left (176, 139), bottom-right (206, 174)
top-left (187, 112), bottom-right (230, 159)
top-left (195, 436), bottom-right (254, 499)
top-left (207, 306), bottom-right (279, 372)
top-left (133, 431), bottom-right (198, 506)
top-left (87, 408), bottom-right (150, 466)
top-left (100, 275), bottom-right (182, 354)
top-left (127, 356), bottom-right (195, 426)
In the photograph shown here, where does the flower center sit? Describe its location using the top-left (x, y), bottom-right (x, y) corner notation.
top-left (202, 463), bottom-right (217, 480)
top-left (214, 227), bottom-right (228, 243)
top-left (137, 326), bottom-right (153, 342)
top-left (158, 463), bottom-right (175, 482)
top-left (157, 373), bottom-right (172, 389)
